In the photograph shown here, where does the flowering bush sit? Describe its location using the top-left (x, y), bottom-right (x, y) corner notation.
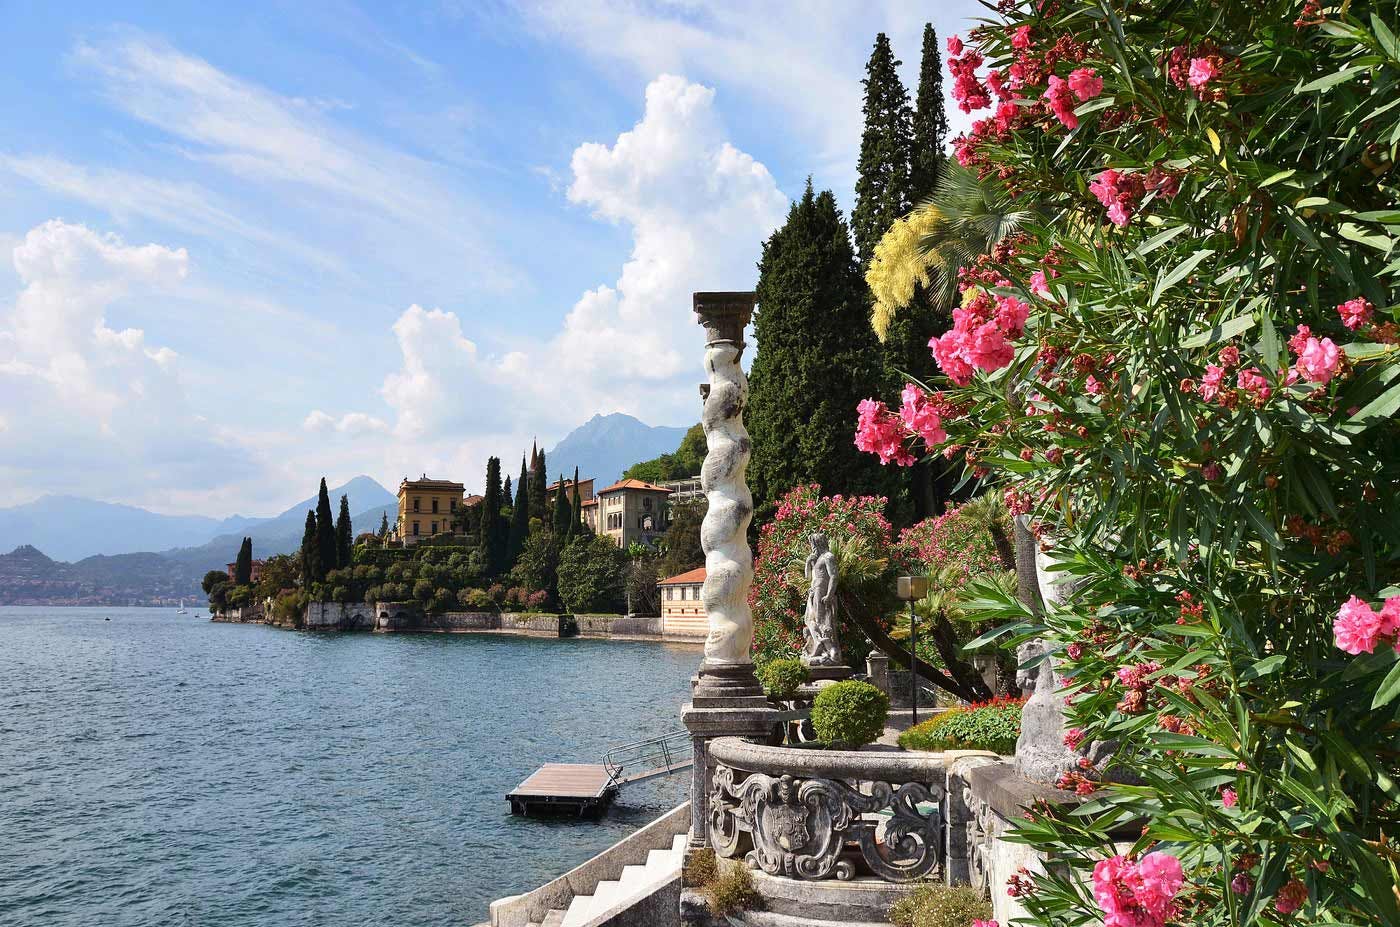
top-left (897, 694), bottom-right (1026, 755)
top-left (856, 2), bottom-right (1400, 924)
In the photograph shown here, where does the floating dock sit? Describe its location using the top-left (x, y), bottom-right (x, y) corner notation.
top-left (507, 763), bottom-right (617, 817)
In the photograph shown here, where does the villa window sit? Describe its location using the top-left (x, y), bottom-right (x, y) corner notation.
top-left (432, 499), bottom-right (439, 514)
top-left (413, 521), bottom-right (420, 536)
top-left (413, 498), bottom-right (421, 513)
top-left (450, 499), bottom-right (457, 512)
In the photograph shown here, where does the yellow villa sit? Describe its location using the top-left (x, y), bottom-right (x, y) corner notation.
top-left (396, 476), bottom-right (466, 545)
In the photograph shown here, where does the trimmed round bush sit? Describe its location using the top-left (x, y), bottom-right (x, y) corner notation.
top-left (757, 658), bottom-right (810, 700)
top-left (897, 695), bottom-right (1024, 755)
top-left (810, 679), bottom-right (889, 748)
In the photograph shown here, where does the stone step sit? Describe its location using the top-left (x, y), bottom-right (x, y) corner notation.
top-left (540, 910), bottom-right (566, 927)
top-left (671, 833), bottom-right (688, 853)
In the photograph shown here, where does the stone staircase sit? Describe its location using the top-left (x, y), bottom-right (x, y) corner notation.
top-left (523, 832), bottom-right (686, 927)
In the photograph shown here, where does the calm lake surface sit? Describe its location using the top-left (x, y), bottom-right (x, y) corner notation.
top-left (0, 607), bottom-right (699, 926)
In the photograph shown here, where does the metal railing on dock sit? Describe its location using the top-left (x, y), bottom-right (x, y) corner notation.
top-left (602, 729), bottom-right (693, 786)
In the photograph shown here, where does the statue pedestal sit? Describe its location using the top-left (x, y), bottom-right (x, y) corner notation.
top-left (803, 663), bottom-right (853, 691)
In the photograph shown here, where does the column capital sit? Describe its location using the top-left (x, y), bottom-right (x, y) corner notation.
top-left (693, 291), bottom-right (756, 348)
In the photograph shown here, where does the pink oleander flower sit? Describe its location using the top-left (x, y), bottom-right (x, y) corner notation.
top-left (931, 330), bottom-right (975, 386)
top-left (1337, 296), bottom-right (1374, 331)
top-left (1066, 642), bottom-right (1083, 660)
top-left (898, 383), bottom-right (948, 446)
top-left (1295, 336), bottom-right (1342, 384)
top-left (972, 921), bottom-right (999, 927)
top-left (1011, 24), bottom-right (1033, 49)
top-left (1381, 596), bottom-right (1400, 637)
top-left (1043, 75), bottom-right (1079, 129)
top-left (1029, 269), bottom-right (1053, 299)
top-left (1092, 852), bottom-right (1184, 927)
top-left (1088, 169), bottom-right (1145, 227)
top-left (1236, 367), bottom-right (1272, 403)
top-left (1199, 364), bottom-right (1226, 402)
top-left (1231, 873), bottom-right (1253, 895)
top-left (1064, 727), bottom-right (1085, 750)
top-left (1222, 788), bottom-right (1238, 808)
top-left (1188, 56), bottom-right (1219, 91)
top-left (1067, 67), bottom-right (1104, 101)
top-left (854, 399), bottom-right (915, 467)
top-left (994, 294), bottom-right (1030, 335)
top-left (1275, 879), bottom-right (1308, 915)
top-left (1287, 324), bottom-right (1313, 356)
top-left (1202, 460), bottom-right (1223, 482)
top-left (1219, 345), bottom-right (1240, 368)
top-left (1085, 374), bottom-right (1103, 395)
top-left (1334, 595), bottom-right (1384, 654)
top-left (947, 35), bottom-right (964, 56)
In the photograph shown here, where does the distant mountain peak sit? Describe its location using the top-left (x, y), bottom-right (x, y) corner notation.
top-left (545, 414), bottom-right (689, 488)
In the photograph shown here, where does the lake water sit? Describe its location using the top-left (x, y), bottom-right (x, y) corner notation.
top-left (0, 608), bottom-right (699, 926)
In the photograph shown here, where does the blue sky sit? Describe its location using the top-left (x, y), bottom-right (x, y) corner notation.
top-left (0, 0), bottom-right (984, 516)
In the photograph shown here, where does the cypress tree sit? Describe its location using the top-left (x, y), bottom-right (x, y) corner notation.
top-left (335, 494), bottom-right (352, 568)
top-left (552, 472), bottom-right (572, 537)
top-left (480, 456), bottom-right (506, 575)
top-left (851, 33), bottom-right (915, 269)
top-left (568, 467), bottom-right (582, 539)
top-left (747, 181), bottom-right (902, 512)
top-left (300, 510), bottom-right (319, 586)
top-left (911, 23), bottom-right (948, 203)
top-left (503, 475), bottom-right (512, 503)
top-left (314, 478), bottom-right (335, 581)
top-left (529, 449), bottom-right (549, 524)
top-left (234, 537), bottom-right (253, 585)
top-left (379, 511), bottom-right (390, 538)
top-left (508, 455), bottom-right (530, 564)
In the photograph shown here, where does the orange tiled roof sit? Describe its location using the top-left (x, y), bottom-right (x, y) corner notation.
top-left (581, 498), bottom-right (597, 507)
top-left (463, 494), bottom-right (484, 506)
top-left (598, 478), bottom-right (673, 494)
top-left (659, 567), bottom-right (706, 585)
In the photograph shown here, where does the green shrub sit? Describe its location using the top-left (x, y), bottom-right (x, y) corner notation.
top-left (757, 658), bottom-right (810, 700)
top-left (889, 884), bottom-right (991, 927)
top-left (706, 863), bottom-right (760, 917)
top-left (897, 696), bottom-right (1024, 755)
top-left (810, 679), bottom-right (888, 747)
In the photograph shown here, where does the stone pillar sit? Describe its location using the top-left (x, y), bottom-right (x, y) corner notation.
top-left (866, 649), bottom-right (890, 695)
top-left (681, 292), bottom-right (776, 866)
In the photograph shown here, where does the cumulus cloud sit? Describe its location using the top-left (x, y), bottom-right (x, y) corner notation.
top-left (0, 220), bottom-right (259, 508)
top-left (303, 409), bottom-right (389, 435)
top-left (337, 74), bottom-right (786, 463)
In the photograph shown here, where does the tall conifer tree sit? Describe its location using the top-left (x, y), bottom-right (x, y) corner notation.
top-left (234, 537), bottom-right (253, 585)
top-left (480, 457), bottom-right (506, 574)
top-left (314, 478), bottom-right (335, 580)
top-left (503, 475), bottom-right (512, 503)
top-left (300, 510), bottom-right (319, 586)
top-left (569, 467), bottom-right (582, 539)
top-left (508, 455), bottom-right (530, 564)
top-left (552, 472), bottom-right (572, 537)
top-left (379, 511), bottom-right (390, 538)
top-left (851, 33), bottom-right (915, 268)
top-left (747, 182), bottom-right (899, 511)
top-left (529, 449), bottom-right (549, 523)
top-left (335, 494), bottom-right (352, 568)
top-left (911, 23), bottom-right (948, 203)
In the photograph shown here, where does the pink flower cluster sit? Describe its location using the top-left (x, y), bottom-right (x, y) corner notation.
top-left (930, 291), bottom-right (1031, 385)
top-left (1043, 67), bottom-right (1103, 129)
top-left (1089, 169), bottom-right (1146, 227)
top-left (1288, 325), bottom-right (1343, 385)
top-left (899, 383), bottom-right (948, 445)
top-left (1092, 852), bottom-right (1186, 927)
top-left (972, 921), bottom-right (999, 927)
top-left (854, 399), bottom-right (915, 467)
top-left (948, 35), bottom-right (992, 113)
top-left (1337, 296), bottom-right (1374, 331)
top-left (1333, 594), bottom-right (1400, 654)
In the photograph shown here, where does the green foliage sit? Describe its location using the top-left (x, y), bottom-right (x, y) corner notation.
top-left (480, 456), bottom-right (507, 575)
top-left (315, 478), bottom-right (335, 579)
top-left (659, 498), bottom-right (706, 579)
top-left (623, 423), bottom-right (705, 482)
top-left (253, 553), bottom-right (298, 601)
top-left (757, 658), bottom-right (810, 700)
top-left (882, 4), bottom-right (1400, 924)
top-left (747, 184), bottom-right (901, 513)
top-left (529, 447), bottom-right (548, 524)
top-left (299, 509), bottom-right (319, 587)
top-left (897, 696), bottom-right (1024, 755)
top-left (556, 534), bottom-right (627, 614)
top-left (625, 555), bottom-right (660, 616)
top-left (378, 510), bottom-right (390, 538)
top-left (552, 472), bottom-right (573, 537)
top-left (508, 455), bottom-right (530, 566)
top-left (888, 884), bottom-right (991, 927)
top-left (335, 494), bottom-right (352, 570)
top-left (852, 33), bottom-right (915, 269)
top-left (201, 569), bottom-right (228, 595)
top-left (910, 23), bottom-right (947, 204)
top-left (233, 536), bottom-right (252, 585)
top-left (810, 679), bottom-right (889, 748)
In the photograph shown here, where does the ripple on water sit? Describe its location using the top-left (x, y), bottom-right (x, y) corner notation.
top-left (0, 607), bottom-right (698, 927)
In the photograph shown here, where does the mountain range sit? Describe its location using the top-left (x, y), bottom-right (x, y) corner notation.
top-left (0, 413), bottom-right (689, 605)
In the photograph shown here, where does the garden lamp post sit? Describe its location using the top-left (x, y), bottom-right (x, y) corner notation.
top-left (896, 575), bottom-right (929, 724)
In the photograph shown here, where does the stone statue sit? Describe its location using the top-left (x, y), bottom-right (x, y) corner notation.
top-left (801, 533), bottom-right (841, 667)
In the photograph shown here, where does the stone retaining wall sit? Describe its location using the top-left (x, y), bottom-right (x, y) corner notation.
top-left (305, 601), bottom-right (377, 630)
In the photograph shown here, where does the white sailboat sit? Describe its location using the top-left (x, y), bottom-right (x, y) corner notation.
top-left (176, 599), bottom-right (189, 615)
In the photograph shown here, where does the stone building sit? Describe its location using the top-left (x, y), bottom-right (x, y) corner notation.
top-left (658, 566), bottom-right (707, 638)
top-left (657, 475), bottom-right (703, 504)
top-left (544, 476), bottom-right (595, 507)
top-left (396, 476), bottom-right (466, 545)
top-left (584, 478), bottom-right (672, 548)
top-left (225, 559), bottom-right (265, 582)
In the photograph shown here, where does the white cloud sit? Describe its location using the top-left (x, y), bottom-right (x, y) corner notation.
top-left (337, 74), bottom-right (785, 463)
top-left (303, 409), bottom-right (389, 435)
top-left (0, 219), bottom-right (263, 509)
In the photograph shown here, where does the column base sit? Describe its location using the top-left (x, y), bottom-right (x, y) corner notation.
top-left (690, 660), bottom-right (770, 709)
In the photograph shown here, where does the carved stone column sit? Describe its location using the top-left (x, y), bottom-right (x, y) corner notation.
top-left (681, 292), bottom-right (776, 875)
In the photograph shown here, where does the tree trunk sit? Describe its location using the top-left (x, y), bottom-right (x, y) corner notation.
top-left (845, 606), bottom-right (985, 704)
